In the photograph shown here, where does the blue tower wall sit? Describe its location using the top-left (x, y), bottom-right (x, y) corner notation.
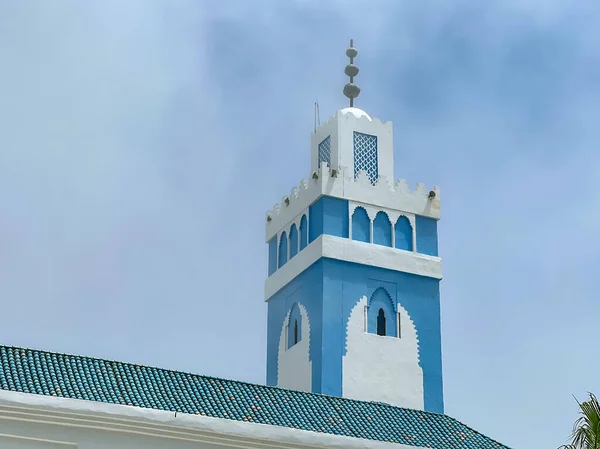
top-left (267, 195), bottom-right (438, 278)
top-left (415, 216), bottom-right (438, 256)
top-left (309, 197), bottom-right (349, 243)
top-left (266, 258), bottom-right (444, 414)
top-left (268, 238), bottom-right (277, 275)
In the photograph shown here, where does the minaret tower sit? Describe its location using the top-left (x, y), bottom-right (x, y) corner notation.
top-left (264, 41), bottom-right (443, 414)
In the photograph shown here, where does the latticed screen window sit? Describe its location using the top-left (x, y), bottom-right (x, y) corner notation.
top-left (318, 136), bottom-right (331, 169)
top-left (353, 131), bottom-right (378, 183)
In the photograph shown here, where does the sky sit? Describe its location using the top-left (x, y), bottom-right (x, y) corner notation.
top-left (1, 1), bottom-right (599, 448)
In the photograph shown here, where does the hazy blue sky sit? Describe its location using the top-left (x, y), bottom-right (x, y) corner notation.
top-left (1, 1), bottom-right (599, 448)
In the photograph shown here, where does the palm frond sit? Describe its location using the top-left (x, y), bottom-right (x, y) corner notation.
top-left (561, 393), bottom-right (600, 449)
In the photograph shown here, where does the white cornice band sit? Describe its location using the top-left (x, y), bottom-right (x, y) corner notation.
top-left (0, 390), bottom-right (414, 449)
top-left (265, 235), bottom-right (442, 301)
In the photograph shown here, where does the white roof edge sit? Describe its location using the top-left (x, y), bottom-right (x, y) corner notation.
top-left (0, 390), bottom-right (415, 449)
top-left (339, 107), bottom-right (372, 121)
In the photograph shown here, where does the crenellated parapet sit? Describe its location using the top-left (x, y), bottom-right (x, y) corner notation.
top-left (320, 107), bottom-right (391, 128)
top-left (265, 163), bottom-right (440, 242)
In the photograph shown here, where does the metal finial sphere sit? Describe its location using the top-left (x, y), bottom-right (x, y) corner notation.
top-left (343, 39), bottom-right (360, 107)
top-left (344, 64), bottom-right (359, 78)
top-left (344, 83), bottom-right (360, 98)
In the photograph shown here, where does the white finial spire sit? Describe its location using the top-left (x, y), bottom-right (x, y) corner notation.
top-left (343, 39), bottom-right (360, 107)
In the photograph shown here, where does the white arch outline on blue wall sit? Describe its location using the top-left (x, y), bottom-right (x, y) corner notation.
top-left (367, 287), bottom-right (397, 337)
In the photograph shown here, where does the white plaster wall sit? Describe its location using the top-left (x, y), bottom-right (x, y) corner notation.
top-left (342, 296), bottom-right (424, 410)
top-left (0, 420), bottom-right (209, 449)
top-left (310, 108), bottom-right (393, 182)
top-left (0, 391), bottom-right (419, 449)
top-left (277, 304), bottom-right (312, 392)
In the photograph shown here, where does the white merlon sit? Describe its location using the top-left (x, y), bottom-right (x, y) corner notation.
top-left (339, 107), bottom-right (372, 121)
top-left (265, 234), bottom-right (442, 301)
top-left (265, 163), bottom-right (440, 242)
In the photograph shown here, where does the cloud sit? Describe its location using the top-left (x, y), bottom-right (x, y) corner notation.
top-left (1, 1), bottom-right (599, 449)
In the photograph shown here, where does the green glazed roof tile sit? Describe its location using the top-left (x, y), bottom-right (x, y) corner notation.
top-left (0, 345), bottom-right (510, 449)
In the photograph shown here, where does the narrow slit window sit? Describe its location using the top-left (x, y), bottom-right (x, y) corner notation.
top-left (293, 320), bottom-right (299, 345)
top-left (377, 308), bottom-right (386, 336)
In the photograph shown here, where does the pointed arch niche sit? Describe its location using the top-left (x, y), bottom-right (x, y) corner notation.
top-left (278, 302), bottom-right (312, 393)
top-left (287, 303), bottom-right (303, 349)
top-left (343, 294), bottom-right (423, 409)
top-left (367, 287), bottom-right (397, 338)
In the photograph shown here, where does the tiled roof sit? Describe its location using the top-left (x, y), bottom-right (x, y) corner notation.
top-left (0, 345), bottom-right (509, 449)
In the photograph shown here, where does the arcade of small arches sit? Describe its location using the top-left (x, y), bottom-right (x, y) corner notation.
top-left (269, 206), bottom-right (420, 277)
top-left (276, 214), bottom-right (309, 272)
top-left (351, 206), bottom-right (413, 251)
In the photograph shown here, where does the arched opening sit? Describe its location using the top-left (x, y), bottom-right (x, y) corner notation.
top-left (394, 216), bottom-right (413, 251)
top-left (278, 231), bottom-right (288, 268)
top-left (367, 287), bottom-right (397, 337)
top-left (289, 224), bottom-right (299, 259)
top-left (373, 211), bottom-right (392, 247)
top-left (299, 215), bottom-right (308, 250)
top-left (293, 320), bottom-right (299, 345)
top-left (377, 308), bottom-right (386, 336)
top-left (287, 303), bottom-right (303, 349)
top-left (351, 207), bottom-right (370, 243)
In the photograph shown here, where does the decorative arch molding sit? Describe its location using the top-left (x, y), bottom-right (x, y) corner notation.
top-left (348, 201), bottom-right (416, 250)
top-left (367, 286), bottom-right (396, 312)
top-left (367, 287), bottom-right (397, 337)
top-left (397, 299), bottom-right (422, 366)
top-left (348, 201), bottom-right (414, 226)
top-left (277, 302), bottom-right (312, 392)
top-left (342, 295), bottom-right (424, 409)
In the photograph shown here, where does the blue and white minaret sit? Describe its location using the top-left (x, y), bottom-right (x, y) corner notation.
top-left (264, 40), bottom-right (444, 414)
